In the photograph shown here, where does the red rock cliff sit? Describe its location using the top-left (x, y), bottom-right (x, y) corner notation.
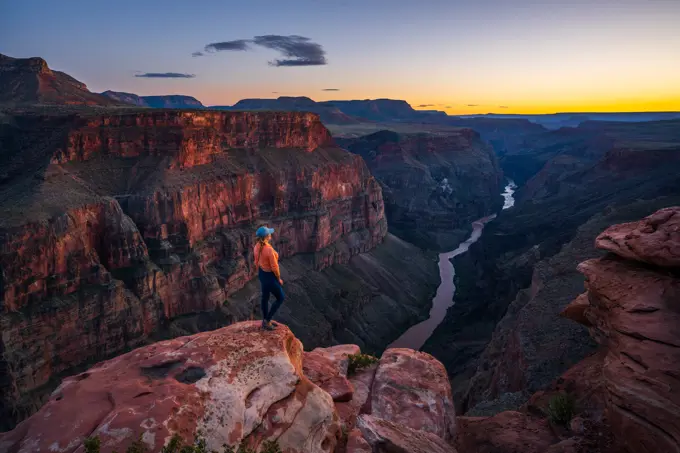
top-left (563, 207), bottom-right (680, 453)
top-left (0, 110), bottom-right (387, 428)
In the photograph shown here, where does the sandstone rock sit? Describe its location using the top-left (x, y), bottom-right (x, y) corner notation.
top-left (0, 321), bottom-right (339, 453)
top-left (335, 364), bottom-right (377, 431)
top-left (560, 292), bottom-right (592, 327)
top-left (595, 206), bottom-right (680, 267)
top-left (303, 345), bottom-right (360, 402)
top-left (567, 251), bottom-right (680, 453)
top-left (455, 412), bottom-right (556, 453)
top-left (356, 414), bottom-right (457, 453)
top-left (370, 348), bottom-right (456, 442)
top-left (345, 428), bottom-right (372, 453)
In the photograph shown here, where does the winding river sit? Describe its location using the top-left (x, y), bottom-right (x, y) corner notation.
top-left (388, 180), bottom-right (517, 350)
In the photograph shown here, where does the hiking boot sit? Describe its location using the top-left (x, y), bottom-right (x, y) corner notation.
top-left (262, 320), bottom-right (275, 331)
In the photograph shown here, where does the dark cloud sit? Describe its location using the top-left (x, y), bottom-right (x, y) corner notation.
top-left (252, 35), bottom-right (327, 66)
top-left (135, 72), bottom-right (196, 78)
top-left (192, 51), bottom-right (204, 57)
top-left (322, 88), bottom-right (340, 91)
top-left (499, 105), bottom-right (509, 108)
top-left (204, 40), bottom-right (251, 52)
top-left (417, 104), bottom-right (435, 108)
top-left (445, 106), bottom-right (453, 108)
top-left (467, 104), bottom-right (479, 107)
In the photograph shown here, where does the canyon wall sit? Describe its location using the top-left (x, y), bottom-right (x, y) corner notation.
top-left (563, 207), bottom-right (680, 453)
top-left (338, 129), bottom-right (503, 250)
top-left (0, 110), bottom-right (420, 429)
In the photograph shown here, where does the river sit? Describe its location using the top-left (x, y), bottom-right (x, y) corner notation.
top-left (388, 180), bottom-right (517, 350)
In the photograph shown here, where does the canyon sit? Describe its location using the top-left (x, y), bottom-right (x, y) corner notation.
top-left (3, 205), bottom-right (678, 453)
top-left (423, 119), bottom-right (680, 414)
top-left (2, 54), bottom-right (680, 453)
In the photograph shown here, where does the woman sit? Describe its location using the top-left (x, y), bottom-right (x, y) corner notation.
top-left (254, 226), bottom-right (285, 330)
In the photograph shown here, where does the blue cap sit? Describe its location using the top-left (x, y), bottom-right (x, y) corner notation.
top-left (256, 226), bottom-right (275, 238)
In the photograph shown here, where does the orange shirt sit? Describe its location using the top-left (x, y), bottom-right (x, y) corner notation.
top-left (254, 243), bottom-right (281, 279)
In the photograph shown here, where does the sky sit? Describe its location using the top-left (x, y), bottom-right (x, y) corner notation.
top-left (2, 0), bottom-right (679, 114)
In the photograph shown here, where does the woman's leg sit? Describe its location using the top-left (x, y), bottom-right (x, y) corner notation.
top-left (265, 280), bottom-right (285, 322)
top-left (260, 281), bottom-right (271, 321)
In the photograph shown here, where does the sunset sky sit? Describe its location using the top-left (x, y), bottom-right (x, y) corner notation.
top-left (2, 0), bottom-right (679, 114)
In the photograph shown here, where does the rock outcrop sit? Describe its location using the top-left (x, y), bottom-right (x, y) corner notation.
top-left (595, 206), bottom-right (680, 267)
top-left (0, 322), bottom-right (340, 453)
top-left (0, 110), bottom-right (401, 428)
top-left (369, 349), bottom-right (456, 442)
top-left (563, 207), bottom-right (680, 453)
top-left (0, 53), bottom-right (120, 106)
top-left (338, 129), bottom-right (502, 250)
top-left (0, 322), bottom-right (462, 453)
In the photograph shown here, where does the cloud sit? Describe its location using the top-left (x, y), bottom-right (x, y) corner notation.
top-left (204, 39), bottom-right (251, 52)
top-left (135, 72), bottom-right (196, 78)
top-left (253, 35), bottom-right (327, 66)
top-left (197, 35), bottom-right (328, 67)
top-left (467, 104), bottom-right (479, 107)
top-left (499, 105), bottom-right (509, 108)
top-left (417, 104), bottom-right (435, 108)
top-left (445, 106), bottom-right (453, 109)
top-left (322, 88), bottom-right (340, 91)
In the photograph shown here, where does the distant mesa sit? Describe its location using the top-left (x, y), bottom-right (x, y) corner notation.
top-left (211, 96), bottom-right (359, 125)
top-left (100, 91), bottom-right (205, 109)
top-left (0, 53), bottom-right (120, 106)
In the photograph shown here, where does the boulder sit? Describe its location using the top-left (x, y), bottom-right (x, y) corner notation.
top-left (370, 348), bottom-right (456, 442)
top-left (0, 322), bottom-right (339, 453)
top-left (345, 428), bottom-right (372, 453)
top-left (595, 206), bottom-right (680, 267)
top-left (355, 415), bottom-right (457, 453)
top-left (303, 345), bottom-right (360, 402)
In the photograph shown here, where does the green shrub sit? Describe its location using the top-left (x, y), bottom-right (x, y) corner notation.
top-left (346, 353), bottom-right (379, 375)
top-left (260, 440), bottom-right (282, 453)
top-left (546, 393), bottom-right (576, 426)
top-left (84, 437), bottom-right (101, 453)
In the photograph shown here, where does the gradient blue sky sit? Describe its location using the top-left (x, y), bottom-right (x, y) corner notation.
top-left (2, 0), bottom-right (679, 113)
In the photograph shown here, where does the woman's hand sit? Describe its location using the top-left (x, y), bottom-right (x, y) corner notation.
top-left (279, 278), bottom-right (284, 285)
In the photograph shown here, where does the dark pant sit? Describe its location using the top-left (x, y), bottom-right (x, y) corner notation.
top-left (259, 268), bottom-right (285, 321)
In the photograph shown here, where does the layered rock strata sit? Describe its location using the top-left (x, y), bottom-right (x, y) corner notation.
top-left (0, 110), bottom-right (394, 428)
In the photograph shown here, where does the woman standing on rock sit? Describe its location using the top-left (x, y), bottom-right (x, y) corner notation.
top-left (254, 226), bottom-right (285, 330)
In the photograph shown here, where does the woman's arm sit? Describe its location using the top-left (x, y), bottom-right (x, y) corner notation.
top-left (269, 249), bottom-right (282, 282)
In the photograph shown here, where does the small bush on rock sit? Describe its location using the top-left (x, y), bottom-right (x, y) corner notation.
top-left (546, 393), bottom-right (576, 426)
top-left (347, 353), bottom-right (379, 375)
top-left (84, 437), bottom-right (101, 453)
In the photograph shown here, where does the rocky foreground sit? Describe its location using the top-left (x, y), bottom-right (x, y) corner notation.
top-left (2, 208), bottom-right (678, 453)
